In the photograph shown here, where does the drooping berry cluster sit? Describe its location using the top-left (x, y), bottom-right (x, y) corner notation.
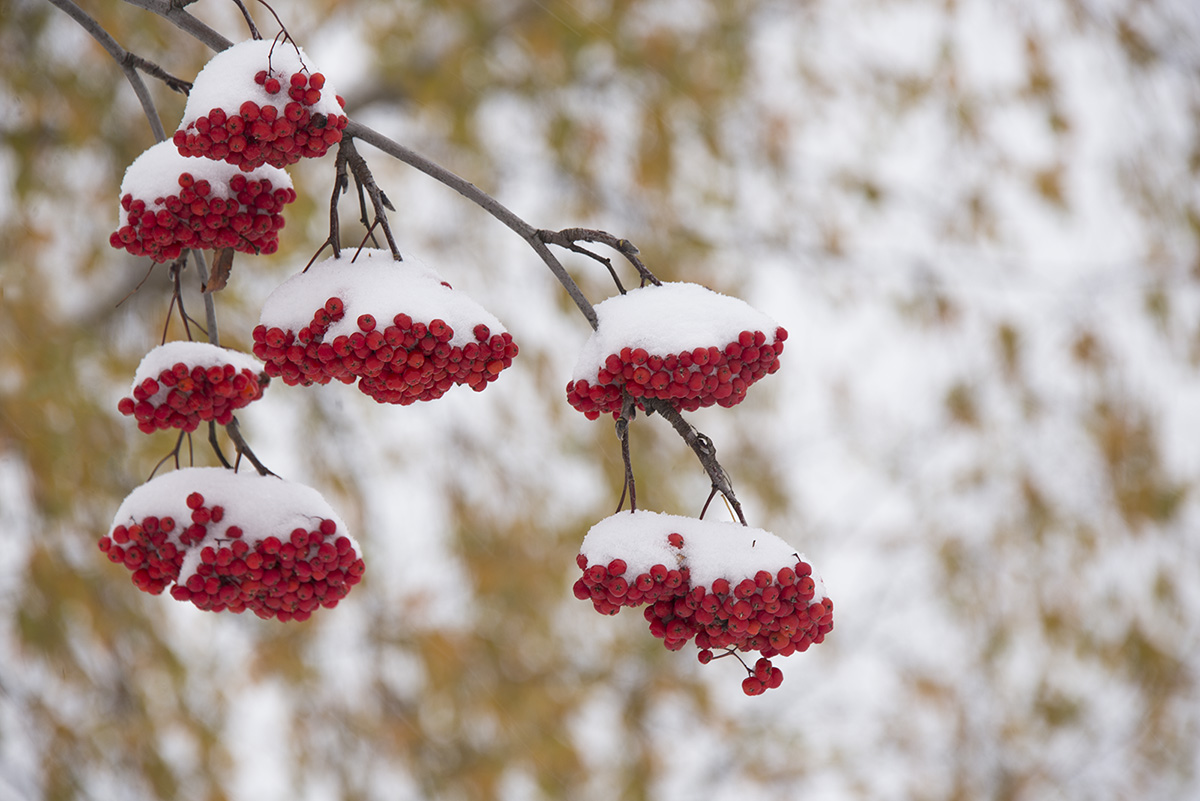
top-left (174, 39), bottom-right (349, 171)
top-left (168, 493), bottom-right (363, 621)
top-left (117, 342), bottom-right (268, 433)
top-left (101, 468), bottom-right (365, 621)
top-left (566, 282), bottom-right (787, 420)
top-left (575, 510), bottom-right (832, 696)
top-left (566, 326), bottom-right (787, 419)
top-left (110, 142), bottom-right (296, 262)
top-left (253, 299), bottom-right (517, 404)
top-left (256, 249), bottom-right (518, 404)
top-left (575, 549), bottom-right (832, 695)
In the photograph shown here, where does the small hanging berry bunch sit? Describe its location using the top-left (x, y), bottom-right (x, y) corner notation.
top-left (566, 283), bottom-right (786, 420)
top-left (117, 342), bottom-right (269, 433)
top-left (110, 141), bottom-right (296, 262)
top-left (173, 38), bottom-right (349, 171)
top-left (254, 249), bottom-right (518, 404)
top-left (100, 468), bottom-right (365, 621)
top-left (573, 511), bottom-right (833, 695)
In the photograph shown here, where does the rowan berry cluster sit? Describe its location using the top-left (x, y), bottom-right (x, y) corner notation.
top-left (566, 326), bottom-right (787, 419)
top-left (117, 343), bottom-right (268, 433)
top-left (253, 296), bottom-right (518, 404)
top-left (110, 142), bottom-right (295, 262)
top-left (101, 469), bottom-right (365, 621)
top-left (174, 40), bottom-right (348, 171)
top-left (575, 547), bottom-right (832, 695)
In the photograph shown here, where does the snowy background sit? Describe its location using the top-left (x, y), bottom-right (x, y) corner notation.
top-left (2, 0), bottom-right (1200, 799)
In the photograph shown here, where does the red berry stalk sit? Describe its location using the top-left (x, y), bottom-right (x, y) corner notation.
top-left (118, 342), bottom-right (268, 434)
top-left (174, 39), bottom-right (349, 171)
top-left (110, 141), bottom-right (295, 262)
top-left (565, 282), bottom-right (787, 420)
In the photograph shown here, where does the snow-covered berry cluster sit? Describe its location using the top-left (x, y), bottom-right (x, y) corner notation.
top-left (566, 283), bottom-right (786, 419)
top-left (100, 468), bottom-right (364, 621)
top-left (255, 249), bottom-right (518, 404)
top-left (174, 39), bottom-right (348, 171)
top-left (117, 342), bottom-right (268, 433)
top-left (110, 141), bottom-right (295, 262)
top-left (574, 511), bottom-right (833, 695)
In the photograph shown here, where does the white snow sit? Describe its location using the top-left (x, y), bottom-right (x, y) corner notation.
top-left (181, 38), bottom-right (344, 126)
top-left (570, 282), bottom-right (783, 380)
top-left (118, 140), bottom-right (292, 214)
top-left (130, 341), bottom-right (265, 403)
top-left (109, 467), bottom-right (359, 583)
top-left (580, 509), bottom-right (827, 594)
top-left (258, 248), bottom-right (507, 344)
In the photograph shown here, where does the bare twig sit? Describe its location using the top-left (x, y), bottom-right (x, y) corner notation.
top-left (340, 137), bottom-right (402, 260)
top-left (46, 0), bottom-right (169, 142)
top-left (208, 421), bottom-right (233, 468)
top-left (231, 0), bottom-right (260, 39)
top-left (540, 228), bottom-right (662, 289)
top-left (345, 121), bottom-right (600, 329)
top-left (225, 417), bottom-right (274, 476)
top-left (122, 0), bottom-right (233, 52)
top-left (644, 399), bottom-right (746, 525)
top-left (615, 393), bottom-right (638, 513)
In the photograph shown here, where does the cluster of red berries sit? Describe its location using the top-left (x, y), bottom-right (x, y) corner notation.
top-left (574, 540), bottom-right (833, 695)
top-left (174, 71), bottom-right (348, 171)
top-left (110, 170), bottom-right (295, 262)
top-left (101, 489), bottom-right (364, 621)
top-left (566, 327), bottom-right (787, 419)
top-left (118, 358), bottom-right (268, 434)
top-left (252, 296), bottom-right (518, 404)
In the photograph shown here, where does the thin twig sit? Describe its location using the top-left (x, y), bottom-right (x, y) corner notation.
top-left (541, 228), bottom-right (662, 288)
top-left (644, 399), bottom-right (747, 525)
top-left (46, 0), bottom-right (168, 142)
top-left (225, 417), bottom-right (274, 476)
top-left (122, 0), bottom-right (233, 52)
top-left (341, 137), bottom-right (402, 260)
top-left (230, 0), bottom-right (260, 39)
top-left (189, 249), bottom-right (220, 346)
top-left (616, 393), bottom-right (638, 513)
top-left (208, 421), bottom-right (233, 468)
top-left (345, 122), bottom-right (599, 328)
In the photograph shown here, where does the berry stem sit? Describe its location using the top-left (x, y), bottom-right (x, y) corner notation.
top-left (224, 416), bottom-right (274, 477)
top-left (645, 400), bottom-right (747, 526)
top-left (339, 137), bottom-right (403, 261)
top-left (616, 392), bottom-right (638, 513)
top-left (230, 0), bottom-right (261, 40)
top-left (539, 228), bottom-right (663, 290)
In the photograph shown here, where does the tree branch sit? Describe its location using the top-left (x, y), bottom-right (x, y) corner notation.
top-left (46, 0), bottom-right (168, 142)
top-left (345, 121), bottom-right (600, 330)
top-left (121, 0), bottom-right (234, 52)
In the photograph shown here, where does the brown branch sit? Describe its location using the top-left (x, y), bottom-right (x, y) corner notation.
top-left (345, 121), bottom-right (600, 329)
top-left (46, 0), bottom-right (168, 142)
top-left (340, 137), bottom-right (401, 260)
top-left (540, 228), bottom-right (663, 288)
top-left (644, 399), bottom-right (747, 525)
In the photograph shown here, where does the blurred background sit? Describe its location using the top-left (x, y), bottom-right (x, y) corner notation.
top-left (3, 0), bottom-right (1200, 799)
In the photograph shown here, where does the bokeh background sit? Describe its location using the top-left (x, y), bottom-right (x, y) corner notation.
top-left (3, 0), bottom-right (1200, 799)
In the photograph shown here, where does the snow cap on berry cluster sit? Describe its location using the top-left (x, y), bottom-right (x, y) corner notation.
top-left (130, 341), bottom-right (265, 390)
top-left (119, 341), bottom-right (268, 432)
top-left (571, 283), bottom-right (783, 383)
top-left (118, 140), bottom-right (293, 220)
top-left (581, 509), bottom-right (826, 596)
top-left (259, 249), bottom-right (506, 344)
top-left (110, 468), bottom-right (356, 567)
top-left (180, 39), bottom-right (344, 127)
